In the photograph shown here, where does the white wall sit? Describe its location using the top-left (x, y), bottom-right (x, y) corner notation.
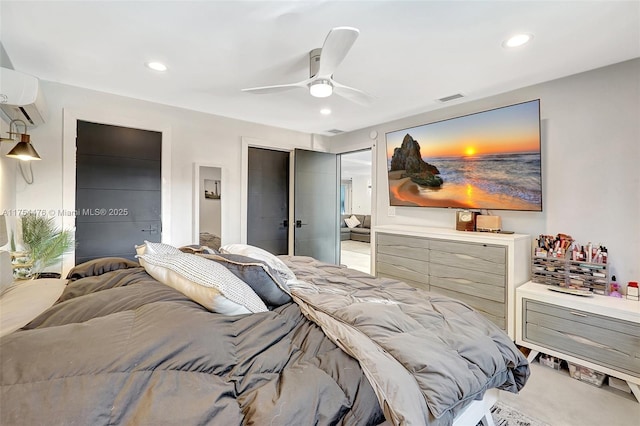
top-left (0, 120), bottom-right (16, 214)
top-left (329, 59), bottom-right (640, 287)
top-left (0, 117), bottom-right (16, 245)
top-left (10, 81), bottom-right (314, 273)
top-left (350, 174), bottom-right (371, 215)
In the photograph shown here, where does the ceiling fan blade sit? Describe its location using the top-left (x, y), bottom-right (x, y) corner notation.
top-left (316, 27), bottom-right (359, 78)
top-left (332, 81), bottom-right (374, 106)
top-left (242, 79), bottom-right (311, 94)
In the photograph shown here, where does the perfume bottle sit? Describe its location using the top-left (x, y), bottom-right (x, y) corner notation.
top-left (609, 276), bottom-right (622, 298)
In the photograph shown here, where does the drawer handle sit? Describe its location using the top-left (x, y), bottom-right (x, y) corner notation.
top-left (569, 311), bottom-right (588, 317)
top-left (394, 264), bottom-right (418, 273)
top-left (565, 333), bottom-right (608, 349)
top-left (564, 333), bottom-right (626, 357)
top-left (454, 253), bottom-right (474, 260)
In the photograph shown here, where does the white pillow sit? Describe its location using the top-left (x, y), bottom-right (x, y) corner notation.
top-left (138, 253), bottom-right (268, 315)
top-left (344, 215), bottom-right (361, 229)
top-left (135, 241), bottom-right (182, 256)
top-left (219, 244), bottom-right (296, 282)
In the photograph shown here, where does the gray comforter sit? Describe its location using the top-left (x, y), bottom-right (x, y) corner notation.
top-left (1, 257), bottom-right (528, 425)
top-left (282, 256), bottom-right (529, 425)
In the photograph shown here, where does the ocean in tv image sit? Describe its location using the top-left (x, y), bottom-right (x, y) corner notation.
top-left (386, 100), bottom-right (542, 211)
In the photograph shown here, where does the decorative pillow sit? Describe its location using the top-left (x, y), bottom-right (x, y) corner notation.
top-left (362, 215), bottom-right (371, 229)
top-left (179, 245), bottom-right (218, 255)
top-left (66, 257), bottom-right (140, 281)
top-left (219, 244), bottom-right (296, 282)
top-left (135, 241), bottom-right (182, 256)
top-left (200, 253), bottom-right (291, 309)
top-left (138, 253), bottom-right (268, 315)
top-left (344, 215), bottom-right (361, 229)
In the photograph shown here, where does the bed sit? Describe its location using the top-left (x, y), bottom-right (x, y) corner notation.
top-left (0, 243), bottom-right (528, 425)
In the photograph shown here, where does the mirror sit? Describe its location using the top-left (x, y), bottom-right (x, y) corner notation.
top-left (193, 164), bottom-right (222, 250)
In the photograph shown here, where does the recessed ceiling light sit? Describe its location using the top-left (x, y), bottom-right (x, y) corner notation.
top-left (146, 61), bottom-right (167, 72)
top-left (503, 33), bottom-right (534, 48)
top-left (320, 108), bottom-right (331, 115)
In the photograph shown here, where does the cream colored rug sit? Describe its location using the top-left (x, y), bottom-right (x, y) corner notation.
top-left (487, 401), bottom-right (550, 426)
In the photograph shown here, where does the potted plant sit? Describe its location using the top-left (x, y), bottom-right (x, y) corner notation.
top-left (13, 214), bottom-right (74, 279)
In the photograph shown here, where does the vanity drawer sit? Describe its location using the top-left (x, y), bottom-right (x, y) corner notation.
top-left (523, 299), bottom-right (640, 377)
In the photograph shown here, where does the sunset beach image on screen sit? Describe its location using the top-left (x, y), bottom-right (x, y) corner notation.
top-left (385, 99), bottom-right (542, 211)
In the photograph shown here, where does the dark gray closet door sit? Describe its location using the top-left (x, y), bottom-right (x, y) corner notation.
top-left (75, 121), bottom-right (162, 264)
top-left (247, 147), bottom-right (290, 255)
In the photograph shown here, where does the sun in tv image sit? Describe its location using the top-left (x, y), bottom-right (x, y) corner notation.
top-left (386, 99), bottom-right (542, 211)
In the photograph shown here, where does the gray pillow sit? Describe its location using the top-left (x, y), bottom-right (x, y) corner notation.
top-left (199, 253), bottom-right (291, 309)
top-left (179, 245), bottom-right (218, 255)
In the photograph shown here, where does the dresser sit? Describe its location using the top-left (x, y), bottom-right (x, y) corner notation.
top-left (372, 225), bottom-right (531, 339)
top-left (517, 281), bottom-right (640, 402)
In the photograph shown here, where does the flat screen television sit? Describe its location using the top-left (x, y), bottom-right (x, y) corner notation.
top-left (385, 99), bottom-right (542, 211)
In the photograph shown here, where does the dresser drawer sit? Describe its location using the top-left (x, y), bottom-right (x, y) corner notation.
top-left (429, 240), bottom-right (506, 275)
top-left (376, 233), bottom-right (429, 261)
top-left (430, 263), bottom-right (505, 303)
top-left (430, 286), bottom-right (505, 330)
top-left (377, 271), bottom-right (429, 292)
top-left (376, 252), bottom-right (428, 284)
top-left (523, 299), bottom-right (640, 377)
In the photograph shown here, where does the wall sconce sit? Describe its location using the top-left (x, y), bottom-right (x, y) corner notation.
top-left (1, 118), bottom-right (41, 161)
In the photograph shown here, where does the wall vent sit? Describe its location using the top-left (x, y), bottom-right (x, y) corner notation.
top-left (326, 129), bottom-right (344, 134)
top-left (437, 93), bottom-right (465, 103)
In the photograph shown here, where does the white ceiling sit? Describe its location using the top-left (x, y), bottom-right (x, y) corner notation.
top-left (1, 1), bottom-right (638, 136)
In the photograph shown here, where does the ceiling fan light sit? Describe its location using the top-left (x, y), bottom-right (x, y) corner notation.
top-left (503, 33), bottom-right (533, 48)
top-left (309, 80), bottom-right (333, 98)
top-left (146, 61), bottom-right (168, 72)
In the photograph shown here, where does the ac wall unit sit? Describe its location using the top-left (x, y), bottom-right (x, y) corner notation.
top-left (0, 67), bottom-right (47, 126)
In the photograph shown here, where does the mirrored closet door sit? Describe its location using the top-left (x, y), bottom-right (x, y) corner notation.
top-left (193, 164), bottom-right (222, 250)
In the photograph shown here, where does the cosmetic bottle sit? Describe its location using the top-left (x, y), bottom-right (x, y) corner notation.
top-left (609, 276), bottom-right (621, 297)
top-left (627, 281), bottom-right (639, 301)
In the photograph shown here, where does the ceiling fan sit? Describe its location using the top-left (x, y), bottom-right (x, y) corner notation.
top-left (242, 27), bottom-right (373, 105)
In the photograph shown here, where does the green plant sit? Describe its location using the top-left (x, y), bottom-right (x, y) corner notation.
top-left (21, 214), bottom-right (74, 277)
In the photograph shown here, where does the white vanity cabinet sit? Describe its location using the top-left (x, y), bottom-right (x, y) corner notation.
top-left (516, 281), bottom-right (640, 401)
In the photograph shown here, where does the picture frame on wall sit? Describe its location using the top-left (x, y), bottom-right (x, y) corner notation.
top-left (204, 179), bottom-right (221, 200)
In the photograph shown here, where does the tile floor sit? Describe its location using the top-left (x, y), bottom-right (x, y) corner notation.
top-left (340, 240), bottom-right (371, 274)
top-left (499, 361), bottom-right (639, 425)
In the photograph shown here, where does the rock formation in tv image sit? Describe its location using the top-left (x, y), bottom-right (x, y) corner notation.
top-left (389, 134), bottom-right (444, 188)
